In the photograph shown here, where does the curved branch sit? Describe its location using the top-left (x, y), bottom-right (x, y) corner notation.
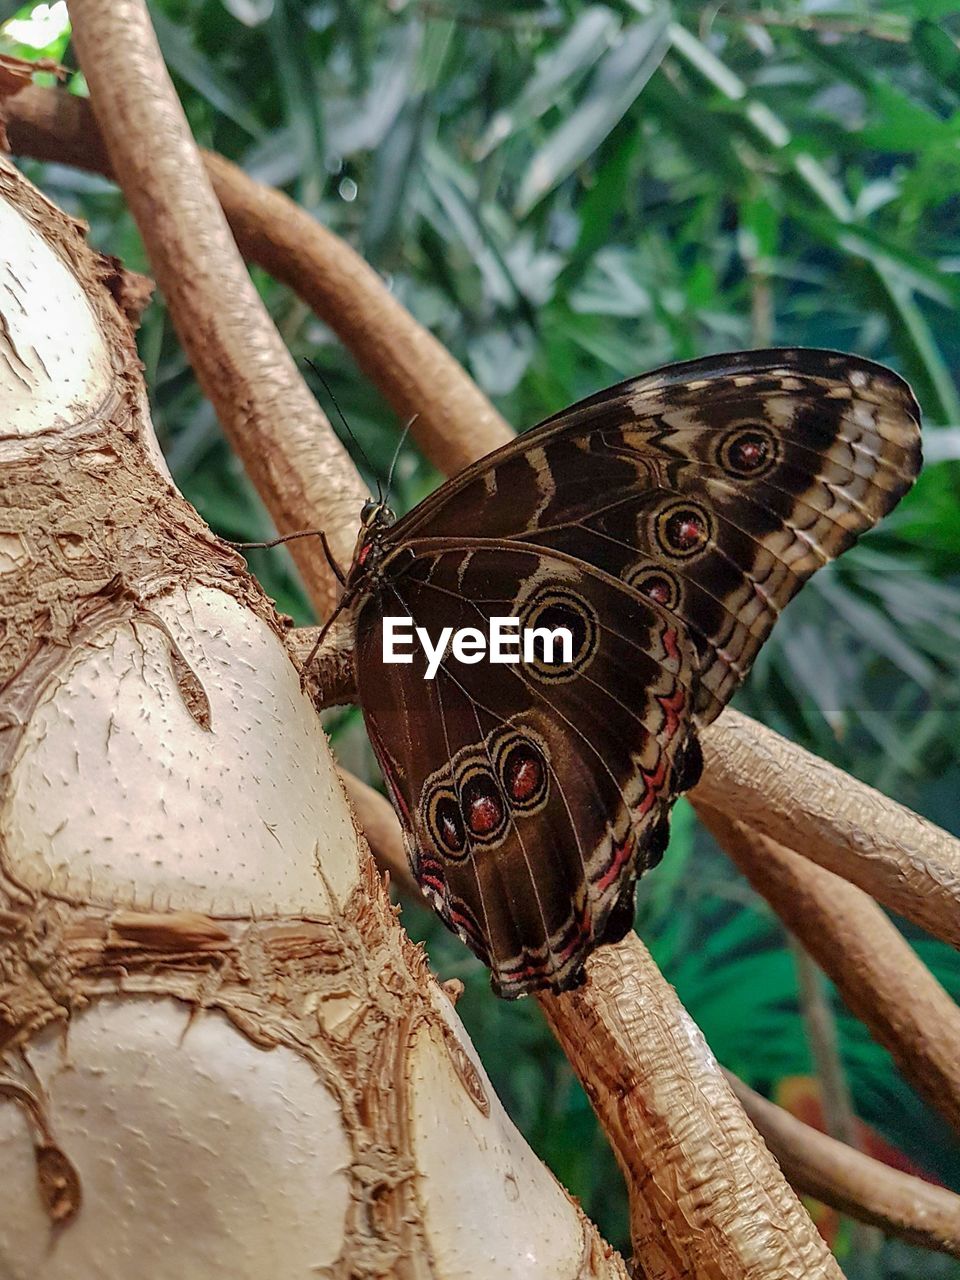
top-left (696, 802), bottom-right (960, 1137)
top-left (727, 1073), bottom-right (960, 1259)
top-left (539, 935), bottom-right (843, 1278)
top-left (11, 66), bottom-right (956, 1272)
top-left (694, 710), bottom-right (960, 949)
top-left (65, 5), bottom-right (365, 619)
top-left (340, 770), bottom-right (423, 901)
top-left (2, 84), bottom-right (514, 479)
top-left (14, 83), bottom-right (958, 957)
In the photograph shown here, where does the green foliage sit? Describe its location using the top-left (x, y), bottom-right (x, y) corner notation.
top-left (5, 1), bottom-right (960, 1271)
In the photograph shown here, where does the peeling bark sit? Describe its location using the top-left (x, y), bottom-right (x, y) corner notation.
top-left (540, 935), bottom-right (844, 1279)
top-left (4, 30), bottom-right (957, 1278)
top-left (0, 157), bottom-right (625, 1279)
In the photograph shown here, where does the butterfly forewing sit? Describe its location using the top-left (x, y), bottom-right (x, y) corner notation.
top-left (391, 349), bottom-right (921, 724)
top-left (353, 348), bottom-right (921, 996)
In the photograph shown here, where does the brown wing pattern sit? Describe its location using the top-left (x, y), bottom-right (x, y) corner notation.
top-left (355, 542), bottom-right (699, 997)
top-left (393, 349), bottom-right (921, 723)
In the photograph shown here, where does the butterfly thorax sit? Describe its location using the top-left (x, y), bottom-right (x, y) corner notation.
top-left (346, 498), bottom-right (396, 590)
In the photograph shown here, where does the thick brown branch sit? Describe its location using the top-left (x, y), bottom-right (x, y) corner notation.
top-left (727, 1073), bottom-right (960, 1259)
top-left (15, 83), bottom-right (957, 959)
top-left (3, 84), bottom-right (514, 479)
top-left (539, 936), bottom-right (843, 1278)
top-left (695, 709), bottom-right (960, 949)
top-left (64, 8), bottom-right (365, 619)
top-left (697, 803), bottom-right (960, 1137)
top-left (340, 770), bottom-right (422, 901)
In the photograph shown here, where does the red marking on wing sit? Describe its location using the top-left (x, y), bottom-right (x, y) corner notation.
top-left (630, 677), bottom-right (687, 821)
top-left (499, 902), bottom-right (592, 984)
top-left (596, 832), bottom-right (635, 893)
top-left (657, 683), bottom-right (686, 740)
top-left (420, 872), bottom-right (446, 897)
top-left (662, 625), bottom-right (681, 664)
top-left (634, 756), bottom-right (668, 819)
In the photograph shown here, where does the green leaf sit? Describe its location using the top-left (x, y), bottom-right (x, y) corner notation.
top-left (150, 6), bottom-right (264, 139)
top-left (913, 18), bottom-right (960, 97)
top-left (514, 11), bottom-right (670, 217)
top-left (475, 6), bottom-right (620, 159)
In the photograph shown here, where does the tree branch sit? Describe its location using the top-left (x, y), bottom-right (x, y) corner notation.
top-left (11, 64), bottom-right (958, 1273)
top-left (727, 1074), bottom-right (960, 1257)
top-left (693, 710), bottom-right (960, 949)
top-left (340, 770), bottom-right (423, 902)
top-left (539, 935), bottom-right (843, 1278)
top-left (64, 7), bottom-right (365, 619)
top-left (2, 84), bottom-right (514, 480)
top-left (696, 802), bottom-right (960, 1137)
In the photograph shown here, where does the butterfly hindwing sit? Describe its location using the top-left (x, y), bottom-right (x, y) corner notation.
top-left (355, 542), bottom-right (699, 996)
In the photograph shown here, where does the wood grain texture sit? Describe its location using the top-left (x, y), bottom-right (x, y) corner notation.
top-left (727, 1073), bottom-right (960, 1259)
top-left (697, 803), bottom-right (960, 1137)
top-left (540, 934), bottom-right (843, 1279)
top-left (696, 709), bottom-right (960, 948)
top-left (67, 5), bottom-right (365, 618)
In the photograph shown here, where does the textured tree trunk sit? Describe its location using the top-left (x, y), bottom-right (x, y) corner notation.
top-left (5, 5), bottom-right (960, 1271)
top-left (0, 157), bottom-right (625, 1280)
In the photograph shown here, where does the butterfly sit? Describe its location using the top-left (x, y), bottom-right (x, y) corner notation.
top-left (322, 349), bottom-right (921, 998)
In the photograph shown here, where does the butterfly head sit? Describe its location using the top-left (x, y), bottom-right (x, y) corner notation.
top-left (360, 497), bottom-right (396, 531)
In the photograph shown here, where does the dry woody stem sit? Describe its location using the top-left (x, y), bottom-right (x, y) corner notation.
top-left (65, 4), bottom-right (366, 618)
top-left (3, 84), bottom-right (514, 480)
top-left (8, 45), bottom-right (960, 1275)
top-left (539, 935), bottom-right (843, 1279)
top-left (697, 802), bottom-right (960, 1138)
top-left (695, 709), bottom-right (960, 949)
top-left (727, 1073), bottom-right (960, 1259)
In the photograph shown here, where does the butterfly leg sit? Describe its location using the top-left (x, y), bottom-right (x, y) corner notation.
top-left (224, 528), bottom-right (347, 586)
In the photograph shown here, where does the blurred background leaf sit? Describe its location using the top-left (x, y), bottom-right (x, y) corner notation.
top-left (4, 0), bottom-right (959, 1271)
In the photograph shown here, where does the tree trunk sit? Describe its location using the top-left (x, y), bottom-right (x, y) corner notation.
top-left (0, 156), bottom-right (624, 1280)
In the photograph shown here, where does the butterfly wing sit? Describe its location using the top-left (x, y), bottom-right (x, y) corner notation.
top-left (391, 349), bottom-right (921, 722)
top-left (356, 542), bottom-right (699, 997)
top-left (355, 348), bottom-right (921, 995)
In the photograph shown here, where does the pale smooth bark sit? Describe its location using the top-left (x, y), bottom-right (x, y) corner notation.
top-left (0, 155), bottom-right (624, 1280)
top-left (6, 32), bottom-right (958, 1275)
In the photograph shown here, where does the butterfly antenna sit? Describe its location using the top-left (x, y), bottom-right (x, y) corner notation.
top-left (304, 358), bottom-right (382, 501)
top-left (385, 413), bottom-right (418, 507)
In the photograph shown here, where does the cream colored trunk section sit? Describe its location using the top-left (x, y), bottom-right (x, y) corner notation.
top-left (0, 159), bottom-right (625, 1279)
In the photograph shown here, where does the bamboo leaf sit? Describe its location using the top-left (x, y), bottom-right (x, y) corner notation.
top-left (475, 6), bottom-right (621, 159)
top-left (515, 11), bottom-right (670, 217)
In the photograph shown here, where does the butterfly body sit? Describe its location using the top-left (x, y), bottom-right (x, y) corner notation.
top-left (341, 349), bottom-right (921, 998)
